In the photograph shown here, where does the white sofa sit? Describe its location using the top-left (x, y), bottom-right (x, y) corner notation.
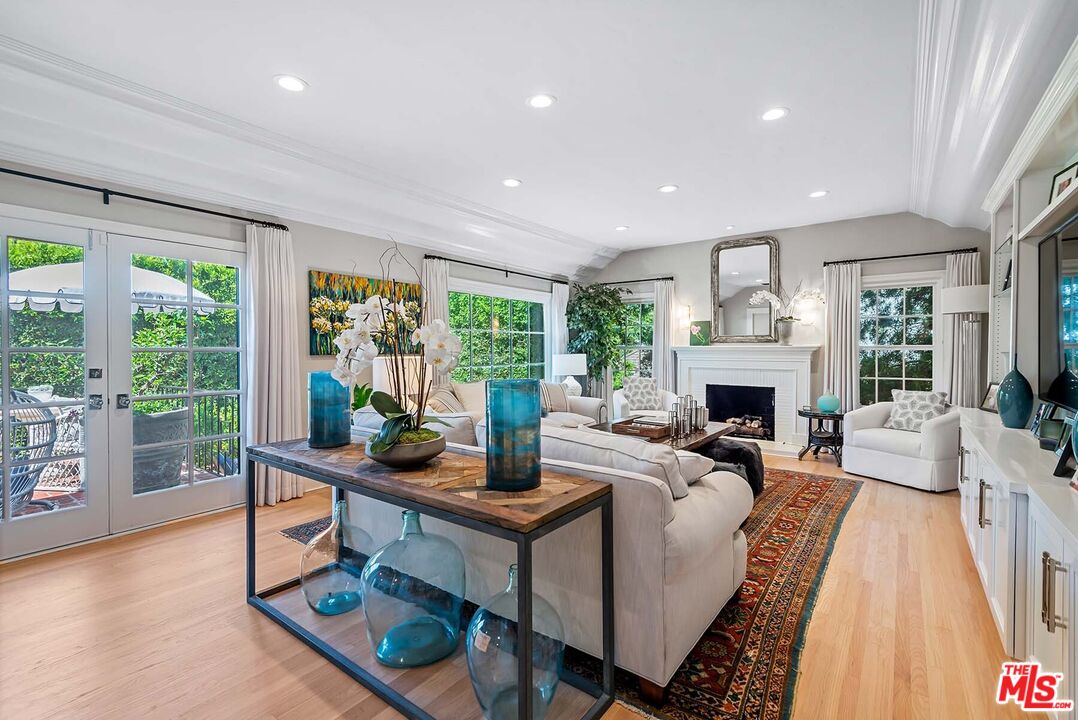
top-left (612, 387), bottom-right (678, 420)
top-left (345, 426), bottom-right (752, 692)
top-left (843, 401), bottom-right (960, 492)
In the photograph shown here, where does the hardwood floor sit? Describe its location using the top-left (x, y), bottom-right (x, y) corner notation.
top-left (0, 456), bottom-right (1031, 719)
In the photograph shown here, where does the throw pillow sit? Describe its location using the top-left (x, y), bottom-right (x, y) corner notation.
top-left (427, 385), bottom-right (465, 414)
top-left (622, 376), bottom-right (662, 411)
top-left (539, 381), bottom-right (571, 413)
top-left (884, 389), bottom-right (949, 432)
top-left (451, 381), bottom-right (487, 413)
top-left (675, 450), bottom-right (715, 485)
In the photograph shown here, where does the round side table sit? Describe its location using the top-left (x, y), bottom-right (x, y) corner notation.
top-left (797, 407), bottom-right (845, 466)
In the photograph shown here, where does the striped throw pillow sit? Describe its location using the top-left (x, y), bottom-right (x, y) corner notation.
top-left (427, 386), bottom-right (465, 414)
top-left (539, 381), bottom-right (571, 413)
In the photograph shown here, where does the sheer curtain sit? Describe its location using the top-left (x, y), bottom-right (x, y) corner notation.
top-left (823, 262), bottom-right (862, 411)
top-left (421, 257), bottom-right (450, 385)
top-left (550, 282), bottom-right (570, 359)
top-left (246, 225), bottom-right (303, 506)
top-left (945, 251), bottom-right (983, 406)
top-left (653, 279), bottom-right (675, 392)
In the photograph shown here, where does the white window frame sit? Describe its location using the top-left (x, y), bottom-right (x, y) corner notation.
top-left (860, 270), bottom-right (945, 401)
top-left (616, 295), bottom-right (656, 388)
top-left (447, 277), bottom-right (552, 380)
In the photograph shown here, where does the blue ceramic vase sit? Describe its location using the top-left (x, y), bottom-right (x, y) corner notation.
top-left (997, 359), bottom-right (1034, 429)
top-left (308, 371), bottom-right (351, 448)
top-left (486, 379), bottom-right (541, 492)
top-left (817, 393), bottom-right (841, 414)
top-left (466, 564), bottom-right (565, 720)
top-left (360, 510), bottom-right (465, 667)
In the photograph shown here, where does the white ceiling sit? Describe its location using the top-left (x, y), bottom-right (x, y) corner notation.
top-left (0, 1), bottom-right (1076, 278)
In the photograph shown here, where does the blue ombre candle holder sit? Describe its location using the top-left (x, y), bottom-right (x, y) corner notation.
top-left (485, 379), bottom-right (542, 492)
top-left (308, 371), bottom-right (351, 448)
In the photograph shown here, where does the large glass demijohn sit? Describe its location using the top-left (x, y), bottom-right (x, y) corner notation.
top-left (360, 510), bottom-right (465, 667)
top-left (466, 564), bottom-right (565, 720)
top-left (299, 499), bottom-right (370, 616)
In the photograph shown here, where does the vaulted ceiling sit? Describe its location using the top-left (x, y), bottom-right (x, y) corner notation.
top-left (0, 1), bottom-right (1076, 277)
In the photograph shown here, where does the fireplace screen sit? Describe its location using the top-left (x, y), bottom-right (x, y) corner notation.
top-left (706, 384), bottom-right (776, 441)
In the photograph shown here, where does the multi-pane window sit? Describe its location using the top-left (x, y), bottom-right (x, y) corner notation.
top-left (613, 302), bottom-right (654, 390)
top-left (1063, 273), bottom-right (1078, 372)
top-left (448, 290), bottom-right (545, 383)
top-left (859, 286), bottom-right (933, 405)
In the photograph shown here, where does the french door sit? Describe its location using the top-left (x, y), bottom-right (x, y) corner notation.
top-left (0, 219), bottom-right (246, 560)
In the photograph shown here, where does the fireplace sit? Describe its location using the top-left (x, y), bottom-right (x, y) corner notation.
top-left (706, 384), bottom-right (776, 442)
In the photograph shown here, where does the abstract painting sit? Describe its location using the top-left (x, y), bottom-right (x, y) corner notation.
top-left (308, 270), bottom-right (422, 355)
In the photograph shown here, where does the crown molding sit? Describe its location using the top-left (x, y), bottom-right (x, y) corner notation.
top-left (982, 34), bottom-right (1078, 213)
top-left (0, 34), bottom-right (610, 261)
top-left (909, 0), bottom-right (963, 215)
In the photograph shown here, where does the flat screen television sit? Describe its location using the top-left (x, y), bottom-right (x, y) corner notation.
top-left (1039, 233), bottom-right (1078, 411)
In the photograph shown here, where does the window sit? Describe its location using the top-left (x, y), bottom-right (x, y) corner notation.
top-left (448, 289), bottom-right (546, 383)
top-left (859, 286), bottom-right (934, 405)
top-left (613, 302), bottom-right (654, 390)
top-left (1063, 270), bottom-right (1078, 372)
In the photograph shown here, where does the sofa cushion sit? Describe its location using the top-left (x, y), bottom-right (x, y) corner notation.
top-left (539, 381), bottom-right (571, 413)
top-left (427, 386), bottom-right (465, 414)
top-left (543, 411), bottom-right (595, 428)
top-left (352, 408), bottom-right (479, 446)
top-left (451, 381), bottom-right (487, 413)
top-left (675, 450), bottom-right (715, 485)
top-left (884, 389), bottom-right (949, 432)
top-left (622, 376), bottom-right (662, 411)
top-left (848, 426), bottom-right (921, 458)
top-left (664, 472), bottom-right (753, 578)
top-left (540, 425), bottom-right (690, 499)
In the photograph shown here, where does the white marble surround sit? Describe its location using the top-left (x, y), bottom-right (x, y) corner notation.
top-left (673, 344), bottom-right (820, 447)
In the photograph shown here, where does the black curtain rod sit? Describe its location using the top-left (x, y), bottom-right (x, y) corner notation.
top-left (424, 254), bottom-right (568, 285)
top-left (598, 275), bottom-right (675, 285)
top-left (0, 166), bottom-right (289, 231)
top-left (823, 246), bottom-right (978, 267)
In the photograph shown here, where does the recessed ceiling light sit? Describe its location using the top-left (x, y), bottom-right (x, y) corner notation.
top-left (615, 225), bottom-right (629, 231)
top-left (731, 271), bottom-right (741, 276)
top-left (502, 178), bottom-right (522, 188)
top-left (657, 184), bottom-right (679, 193)
top-left (527, 93), bottom-right (557, 109)
top-left (274, 74), bottom-right (308, 92)
top-left (809, 190), bottom-right (829, 198)
top-left (761, 107), bottom-right (789, 121)
top-left (726, 225), bottom-right (735, 230)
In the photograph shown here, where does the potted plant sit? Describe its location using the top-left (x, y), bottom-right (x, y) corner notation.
top-left (331, 251), bottom-right (463, 467)
top-left (566, 283), bottom-right (630, 397)
top-left (749, 284), bottom-right (824, 345)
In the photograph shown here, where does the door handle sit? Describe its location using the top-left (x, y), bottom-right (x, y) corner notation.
top-left (116, 394), bottom-right (130, 409)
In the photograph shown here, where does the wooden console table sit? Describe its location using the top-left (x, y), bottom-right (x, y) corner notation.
top-left (246, 439), bottom-right (614, 720)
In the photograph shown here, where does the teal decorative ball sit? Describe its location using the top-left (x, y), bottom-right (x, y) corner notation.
top-left (817, 393), bottom-right (841, 414)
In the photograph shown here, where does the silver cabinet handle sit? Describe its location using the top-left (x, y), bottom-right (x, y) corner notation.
top-left (959, 446), bottom-right (967, 484)
top-left (1042, 551), bottom-right (1050, 626)
top-left (978, 479), bottom-right (991, 528)
top-left (1043, 551), bottom-right (1067, 634)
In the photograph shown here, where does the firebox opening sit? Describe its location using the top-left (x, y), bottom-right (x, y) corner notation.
top-left (706, 384), bottom-right (776, 442)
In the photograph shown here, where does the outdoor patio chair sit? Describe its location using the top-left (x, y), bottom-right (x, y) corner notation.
top-left (2, 390), bottom-right (59, 516)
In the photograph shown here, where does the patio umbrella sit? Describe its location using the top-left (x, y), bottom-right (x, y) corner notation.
top-left (8, 262), bottom-right (215, 313)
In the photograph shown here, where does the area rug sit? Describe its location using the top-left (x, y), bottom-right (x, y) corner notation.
top-left (277, 467), bottom-right (861, 720)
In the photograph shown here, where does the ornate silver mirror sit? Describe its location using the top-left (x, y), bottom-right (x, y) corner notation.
top-left (710, 236), bottom-right (780, 343)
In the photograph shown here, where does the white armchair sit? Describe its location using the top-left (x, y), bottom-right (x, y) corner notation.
top-left (612, 387), bottom-right (678, 421)
top-left (843, 401), bottom-right (959, 492)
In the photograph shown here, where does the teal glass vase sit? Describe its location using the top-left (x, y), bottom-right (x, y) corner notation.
top-left (360, 510), bottom-right (465, 667)
top-left (817, 393), bottom-right (841, 414)
top-left (997, 358), bottom-right (1034, 428)
top-left (466, 564), bottom-right (565, 720)
top-left (486, 379), bottom-right (541, 492)
top-left (308, 371), bottom-right (351, 448)
top-left (299, 499), bottom-right (369, 616)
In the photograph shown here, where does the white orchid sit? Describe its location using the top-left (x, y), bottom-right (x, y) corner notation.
top-left (749, 282), bottom-right (824, 322)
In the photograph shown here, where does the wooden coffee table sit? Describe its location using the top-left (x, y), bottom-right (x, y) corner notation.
top-left (589, 416), bottom-right (736, 452)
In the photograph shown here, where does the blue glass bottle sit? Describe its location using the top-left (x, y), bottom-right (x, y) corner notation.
top-left (486, 379), bottom-right (541, 492)
top-left (466, 564), bottom-right (565, 720)
top-left (308, 371), bottom-right (351, 448)
top-left (360, 510), bottom-right (465, 667)
top-left (300, 499), bottom-right (369, 615)
top-left (997, 356), bottom-right (1034, 429)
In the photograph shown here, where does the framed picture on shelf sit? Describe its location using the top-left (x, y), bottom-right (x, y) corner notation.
top-left (1050, 161), bottom-right (1078, 203)
top-left (980, 383), bottom-right (1000, 413)
top-left (689, 320), bottom-right (711, 346)
top-left (1031, 402), bottom-right (1053, 437)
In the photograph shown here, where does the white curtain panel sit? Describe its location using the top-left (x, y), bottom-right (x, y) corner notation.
top-left (421, 257), bottom-right (450, 386)
top-left (944, 251), bottom-right (983, 407)
top-left (245, 225), bottom-right (303, 506)
top-left (653, 279), bottom-right (675, 392)
top-left (550, 281), bottom-right (570, 358)
top-left (823, 262), bottom-right (862, 410)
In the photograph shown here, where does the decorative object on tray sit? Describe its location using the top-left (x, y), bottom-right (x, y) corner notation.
top-left (300, 499), bottom-right (369, 615)
top-left (551, 353), bottom-right (587, 397)
top-left (486, 379), bottom-right (542, 492)
top-left (749, 282), bottom-right (825, 346)
top-left (1050, 161), bottom-right (1078, 203)
top-left (689, 320), bottom-right (711, 346)
top-left (609, 416), bottom-right (672, 439)
top-left (816, 392), bottom-right (841, 414)
top-left (996, 357), bottom-right (1034, 428)
top-left (980, 382), bottom-right (1000, 412)
top-left (331, 245), bottom-right (462, 467)
top-left (670, 394), bottom-right (708, 438)
top-left (360, 510), bottom-right (465, 667)
top-left (466, 563), bottom-right (565, 720)
top-left (308, 269), bottom-right (422, 355)
top-left (307, 371), bottom-right (352, 449)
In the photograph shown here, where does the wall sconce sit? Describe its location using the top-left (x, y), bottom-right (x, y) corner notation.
top-left (679, 304), bottom-right (692, 329)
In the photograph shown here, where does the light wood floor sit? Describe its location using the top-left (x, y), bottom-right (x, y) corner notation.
top-left (0, 456), bottom-right (1030, 719)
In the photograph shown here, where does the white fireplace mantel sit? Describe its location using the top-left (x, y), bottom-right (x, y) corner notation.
top-left (673, 344), bottom-right (820, 447)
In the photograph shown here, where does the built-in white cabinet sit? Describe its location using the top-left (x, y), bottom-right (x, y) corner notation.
top-left (1027, 497), bottom-right (1072, 720)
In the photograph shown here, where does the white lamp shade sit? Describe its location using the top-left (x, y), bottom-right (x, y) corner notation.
top-left (372, 355), bottom-right (423, 393)
top-left (552, 353), bottom-right (587, 375)
top-left (940, 285), bottom-right (990, 315)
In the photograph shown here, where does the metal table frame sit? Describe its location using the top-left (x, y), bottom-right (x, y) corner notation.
top-left (246, 451), bottom-right (615, 720)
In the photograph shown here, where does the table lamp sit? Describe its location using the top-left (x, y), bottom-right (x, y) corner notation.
top-left (552, 353), bottom-right (587, 396)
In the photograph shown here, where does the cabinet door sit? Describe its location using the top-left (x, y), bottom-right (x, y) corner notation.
top-left (1028, 506), bottom-right (1068, 698)
top-left (988, 468), bottom-right (1012, 652)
